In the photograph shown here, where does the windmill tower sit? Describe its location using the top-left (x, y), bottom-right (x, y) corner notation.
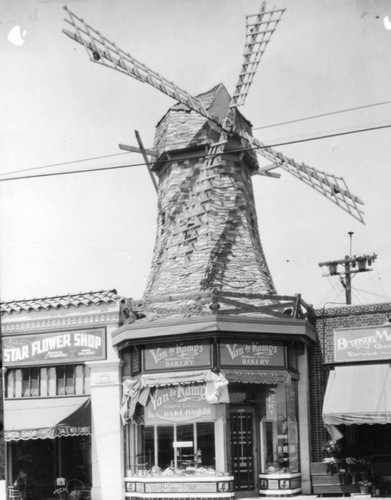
top-left (63, 4), bottom-right (364, 318)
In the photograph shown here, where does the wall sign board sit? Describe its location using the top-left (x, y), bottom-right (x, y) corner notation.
top-left (143, 341), bottom-right (211, 371)
top-left (334, 325), bottom-right (391, 362)
top-left (145, 384), bottom-right (212, 424)
top-left (219, 341), bottom-right (285, 368)
top-left (3, 328), bottom-right (106, 366)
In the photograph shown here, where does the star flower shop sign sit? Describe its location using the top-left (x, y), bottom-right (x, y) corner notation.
top-left (3, 328), bottom-right (106, 366)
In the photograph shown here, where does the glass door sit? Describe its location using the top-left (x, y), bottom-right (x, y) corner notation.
top-left (230, 408), bottom-right (256, 491)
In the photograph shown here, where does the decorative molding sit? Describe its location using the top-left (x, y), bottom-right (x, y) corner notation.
top-left (91, 373), bottom-right (117, 386)
top-left (314, 302), bottom-right (391, 319)
top-left (1, 312), bottom-right (120, 334)
top-left (88, 360), bottom-right (123, 387)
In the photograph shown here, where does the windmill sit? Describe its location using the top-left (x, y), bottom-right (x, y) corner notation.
top-left (62, 4), bottom-right (364, 318)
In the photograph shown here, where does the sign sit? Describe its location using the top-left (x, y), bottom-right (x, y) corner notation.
top-left (265, 388), bottom-right (277, 422)
top-left (144, 482), bottom-right (217, 493)
top-left (145, 385), bottom-right (212, 423)
top-left (3, 328), bottom-right (106, 366)
top-left (144, 341), bottom-right (211, 371)
top-left (334, 325), bottom-right (391, 362)
top-left (219, 341), bottom-right (285, 367)
top-left (173, 441), bottom-right (193, 448)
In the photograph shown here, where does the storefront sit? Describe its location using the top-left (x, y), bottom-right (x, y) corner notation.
top-left (1, 291), bottom-right (125, 500)
top-left (311, 303), bottom-right (391, 496)
top-left (323, 324), bottom-right (391, 493)
top-left (114, 314), bottom-right (316, 498)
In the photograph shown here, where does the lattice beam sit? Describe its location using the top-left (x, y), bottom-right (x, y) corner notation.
top-left (231, 3), bottom-right (286, 107)
top-left (62, 7), bottom-right (219, 125)
top-left (243, 132), bottom-right (365, 223)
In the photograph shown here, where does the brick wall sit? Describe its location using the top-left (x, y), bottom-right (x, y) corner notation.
top-left (310, 302), bottom-right (391, 461)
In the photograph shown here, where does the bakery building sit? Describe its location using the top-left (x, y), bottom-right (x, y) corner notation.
top-left (115, 294), bottom-right (316, 499)
top-left (109, 83), bottom-right (318, 499)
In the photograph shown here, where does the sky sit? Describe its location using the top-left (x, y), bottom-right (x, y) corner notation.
top-left (1, 0), bottom-right (391, 309)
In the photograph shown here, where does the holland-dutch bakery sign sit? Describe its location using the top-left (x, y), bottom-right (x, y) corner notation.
top-left (3, 328), bottom-right (106, 366)
top-left (334, 325), bottom-right (391, 362)
top-left (219, 341), bottom-right (285, 367)
top-left (143, 341), bottom-right (211, 371)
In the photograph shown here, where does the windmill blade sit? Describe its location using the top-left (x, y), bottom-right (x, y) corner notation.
top-left (62, 7), bottom-right (219, 126)
top-left (243, 133), bottom-right (365, 224)
top-left (231, 3), bottom-right (286, 108)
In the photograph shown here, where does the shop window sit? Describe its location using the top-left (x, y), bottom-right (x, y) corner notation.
top-left (6, 365), bottom-right (90, 398)
top-left (139, 422), bottom-right (215, 472)
top-left (56, 365), bottom-right (76, 395)
top-left (22, 368), bottom-right (40, 397)
top-left (261, 382), bottom-right (300, 474)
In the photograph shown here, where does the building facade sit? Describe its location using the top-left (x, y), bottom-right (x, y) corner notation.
top-left (1, 291), bottom-right (125, 500)
top-left (310, 302), bottom-right (391, 496)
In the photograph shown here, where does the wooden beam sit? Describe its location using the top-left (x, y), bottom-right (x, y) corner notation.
top-left (255, 163), bottom-right (281, 178)
top-left (134, 131), bottom-right (158, 193)
top-left (118, 143), bottom-right (158, 157)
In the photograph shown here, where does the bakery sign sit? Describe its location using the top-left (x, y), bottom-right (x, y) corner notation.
top-left (143, 341), bottom-right (211, 371)
top-left (219, 341), bottom-right (285, 367)
top-left (145, 385), bottom-right (212, 423)
top-left (3, 328), bottom-right (106, 366)
top-left (334, 325), bottom-right (391, 362)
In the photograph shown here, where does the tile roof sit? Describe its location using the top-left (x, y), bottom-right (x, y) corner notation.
top-left (1, 289), bottom-right (121, 315)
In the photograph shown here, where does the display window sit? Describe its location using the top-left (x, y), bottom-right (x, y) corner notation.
top-left (261, 381), bottom-right (300, 474)
top-left (140, 422), bottom-right (215, 470)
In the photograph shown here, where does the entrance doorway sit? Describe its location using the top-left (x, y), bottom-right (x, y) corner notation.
top-left (230, 408), bottom-right (256, 492)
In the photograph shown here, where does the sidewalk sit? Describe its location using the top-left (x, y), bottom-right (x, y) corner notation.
top-left (239, 496), bottom-right (383, 500)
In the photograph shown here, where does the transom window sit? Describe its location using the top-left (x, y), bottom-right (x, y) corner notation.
top-left (6, 365), bottom-right (90, 398)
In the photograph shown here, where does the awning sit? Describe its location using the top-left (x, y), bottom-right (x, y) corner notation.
top-left (223, 368), bottom-right (292, 385)
top-left (139, 369), bottom-right (212, 388)
top-left (121, 370), bottom-right (229, 423)
top-left (4, 397), bottom-right (91, 441)
top-left (323, 364), bottom-right (391, 426)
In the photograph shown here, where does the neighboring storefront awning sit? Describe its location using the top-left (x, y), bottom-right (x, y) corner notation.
top-left (323, 364), bottom-right (391, 425)
top-left (4, 397), bottom-right (91, 441)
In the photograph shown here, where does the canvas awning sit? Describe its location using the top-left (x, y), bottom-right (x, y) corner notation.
top-left (4, 397), bottom-right (91, 441)
top-left (323, 364), bottom-right (391, 426)
top-left (121, 370), bottom-right (230, 423)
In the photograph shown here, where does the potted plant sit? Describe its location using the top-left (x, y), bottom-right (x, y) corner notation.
top-left (358, 479), bottom-right (372, 494)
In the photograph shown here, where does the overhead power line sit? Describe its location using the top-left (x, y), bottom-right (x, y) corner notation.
top-left (253, 99), bottom-right (391, 130)
top-left (1, 121), bottom-right (390, 183)
top-left (0, 151), bottom-right (130, 178)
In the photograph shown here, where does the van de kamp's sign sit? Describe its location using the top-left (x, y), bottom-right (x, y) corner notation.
top-left (219, 341), bottom-right (285, 367)
top-left (144, 341), bottom-right (211, 371)
top-left (334, 325), bottom-right (391, 362)
top-left (3, 328), bottom-right (106, 366)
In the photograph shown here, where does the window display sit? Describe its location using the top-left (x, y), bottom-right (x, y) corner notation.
top-left (140, 422), bottom-right (215, 471)
top-left (262, 382), bottom-right (299, 473)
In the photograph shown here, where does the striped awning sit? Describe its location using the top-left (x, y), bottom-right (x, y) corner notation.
top-left (4, 397), bottom-right (91, 441)
top-left (323, 364), bottom-right (391, 425)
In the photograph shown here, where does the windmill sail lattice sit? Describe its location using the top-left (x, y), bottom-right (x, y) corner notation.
top-left (231, 3), bottom-right (286, 107)
top-left (63, 4), bottom-right (364, 225)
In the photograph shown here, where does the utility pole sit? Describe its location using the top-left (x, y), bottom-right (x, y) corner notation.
top-left (318, 232), bottom-right (377, 305)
